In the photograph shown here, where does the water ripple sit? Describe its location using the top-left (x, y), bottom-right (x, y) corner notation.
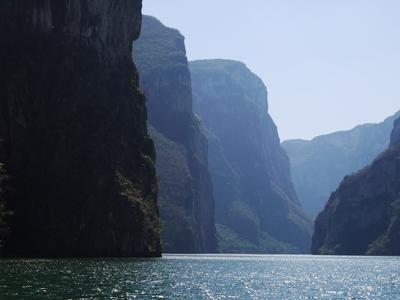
top-left (0, 255), bottom-right (399, 299)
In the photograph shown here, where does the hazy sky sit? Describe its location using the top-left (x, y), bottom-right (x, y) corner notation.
top-left (143, 1), bottom-right (400, 141)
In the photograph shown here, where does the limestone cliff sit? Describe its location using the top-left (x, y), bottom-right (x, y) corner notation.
top-left (391, 117), bottom-right (400, 147)
top-left (190, 60), bottom-right (312, 253)
top-left (0, 163), bottom-right (10, 250)
top-left (0, 0), bottom-right (160, 257)
top-left (283, 112), bottom-right (400, 218)
top-left (312, 117), bottom-right (400, 255)
top-left (133, 16), bottom-right (216, 253)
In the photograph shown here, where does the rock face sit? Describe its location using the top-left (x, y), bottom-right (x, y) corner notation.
top-left (312, 117), bottom-right (400, 255)
top-left (282, 112), bottom-right (400, 218)
top-left (0, 1), bottom-right (161, 257)
top-left (0, 163), bottom-right (10, 250)
top-left (391, 117), bottom-right (400, 147)
top-left (133, 17), bottom-right (217, 253)
top-left (190, 60), bottom-right (312, 253)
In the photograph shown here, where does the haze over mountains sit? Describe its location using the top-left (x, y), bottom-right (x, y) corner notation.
top-left (312, 116), bottom-right (400, 255)
top-left (0, 2), bottom-right (399, 258)
top-left (143, 0), bottom-right (400, 142)
top-left (190, 60), bottom-right (312, 253)
top-left (133, 16), bottom-right (216, 253)
top-left (283, 112), bottom-right (400, 218)
top-left (134, 17), bottom-right (312, 253)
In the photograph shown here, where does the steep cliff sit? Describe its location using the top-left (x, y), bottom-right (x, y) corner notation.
top-left (133, 16), bottom-right (216, 253)
top-left (283, 112), bottom-right (400, 218)
top-left (391, 117), bottom-right (400, 147)
top-left (0, 1), bottom-right (160, 257)
top-left (0, 163), bottom-right (10, 251)
top-left (312, 117), bottom-right (400, 255)
top-left (190, 60), bottom-right (312, 253)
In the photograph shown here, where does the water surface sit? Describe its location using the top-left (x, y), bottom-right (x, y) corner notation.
top-left (1, 254), bottom-right (399, 299)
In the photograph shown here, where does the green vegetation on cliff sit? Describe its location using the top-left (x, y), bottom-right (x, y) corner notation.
top-left (133, 16), bottom-right (217, 253)
top-left (190, 59), bottom-right (312, 253)
top-left (0, 0), bottom-right (160, 257)
top-left (367, 197), bottom-right (400, 255)
top-left (0, 164), bottom-right (11, 249)
top-left (283, 112), bottom-right (400, 218)
top-left (391, 117), bottom-right (400, 147)
top-left (312, 117), bottom-right (400, 255)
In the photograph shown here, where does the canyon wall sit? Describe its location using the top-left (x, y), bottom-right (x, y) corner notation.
top-left (133, 16), bottom-right (216, 253)
top-left (283, 112), bottom-right (400, 218)
top-left (190, 60), bottom-right (312, 253)
top-left (312, 117), bottom-right (400, 255)
top-left (391, 117), bottom-right (400, 147)
top-left (0, 0), bottom-right (160, 257)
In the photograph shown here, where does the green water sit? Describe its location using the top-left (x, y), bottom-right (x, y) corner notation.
top-left (0, 254), bottom-right (399, 299)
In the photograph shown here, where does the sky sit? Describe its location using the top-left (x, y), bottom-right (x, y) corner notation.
top-left (143, 0), bottom-right (400, 141)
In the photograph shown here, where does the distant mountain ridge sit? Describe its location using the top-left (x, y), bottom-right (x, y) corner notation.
top-left (190, 59), bottom-right (312, 253)
top-left (391, 117), bottom-right (400, 147)
top-left (282, 111), bottom-right (400, 218)
top-left (312, 116), bottom-right (400, 255)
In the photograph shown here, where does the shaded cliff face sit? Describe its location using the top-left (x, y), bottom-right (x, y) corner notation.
top-left (190, 60), bottom-right (312, 253)
top-left (0, 163), bottom-right (10, 250)
top-left (0, 0), bottom-right (161, 257)
top-left (133, 16), bottom-right (216, 253)
top-left (312, 117), bottom-right (400, 255)
top-left (283, 112), bottom-right (400, 218)
top-left (391, 117), bottom-right (400, 147)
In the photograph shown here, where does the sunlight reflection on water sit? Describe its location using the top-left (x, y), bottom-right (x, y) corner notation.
top-left (0, 254), bottom-right (399, 299)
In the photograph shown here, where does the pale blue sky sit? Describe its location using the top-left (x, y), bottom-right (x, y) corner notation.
top-left (143, 0), bottom-right (400, 141)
